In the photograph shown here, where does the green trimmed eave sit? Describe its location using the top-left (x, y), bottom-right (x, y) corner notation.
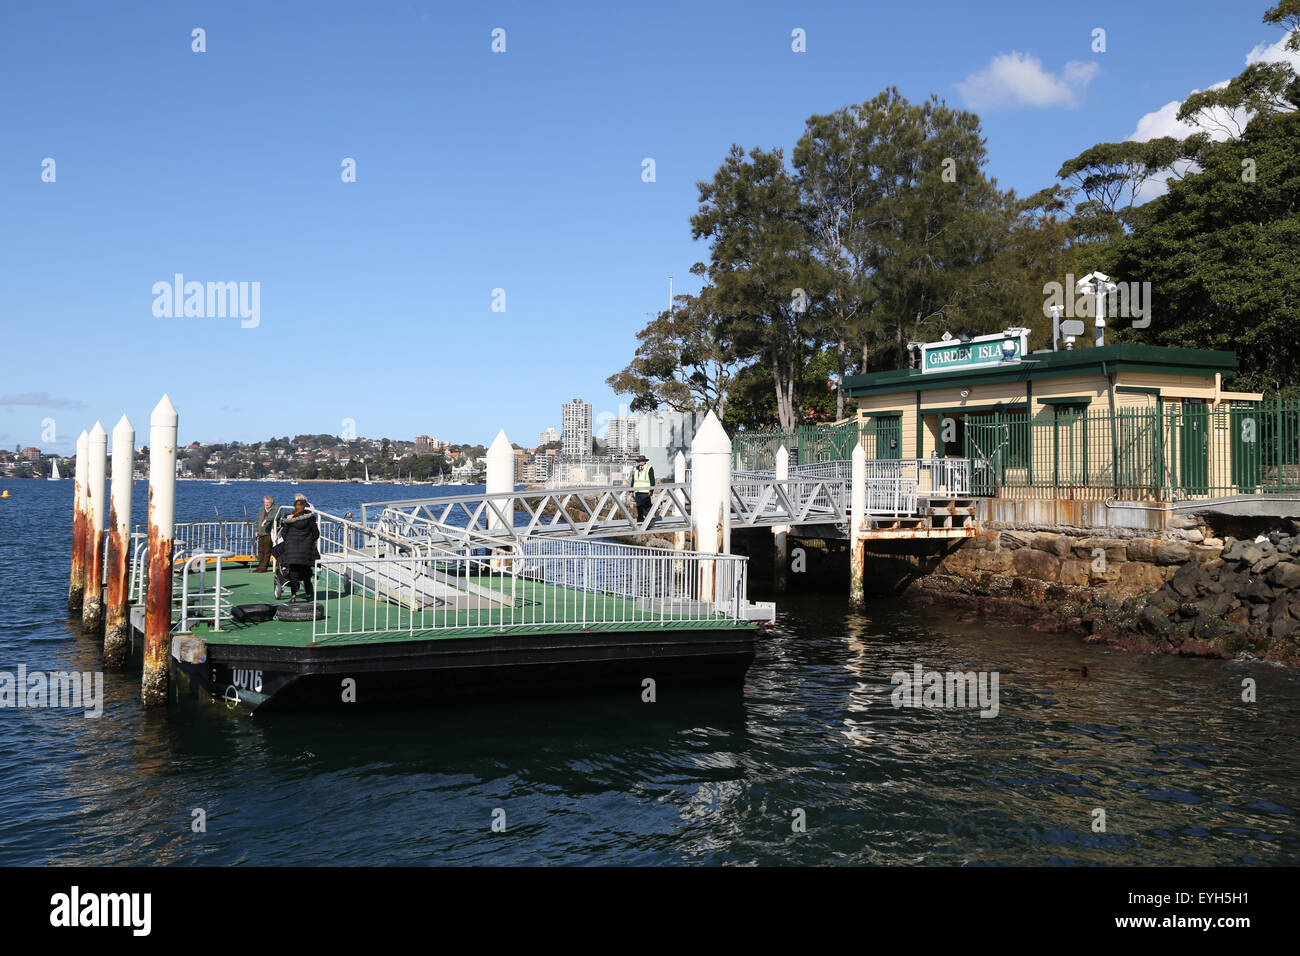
top-left (1114, 385), bottom-right (1160, 396)
top-left (1037, 395), bottom-right (1095, 405)
top-left (926, 402), bottom-right (1029, 416)
top-left (842, 345), bottom-right (1239, 398)
top-left (862, 409), bottom-right (905, 418)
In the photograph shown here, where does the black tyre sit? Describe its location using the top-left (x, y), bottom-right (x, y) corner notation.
top-left (274, 601), bottom-right (326, 622)
top-left (231, 603), bottom-right (277, 624)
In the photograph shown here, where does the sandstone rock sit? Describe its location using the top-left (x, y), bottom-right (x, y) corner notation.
top-left (1074, 537), bottom-right (1128, 563)
top-left (1225, 606), bottom-right (1251, 628)
top-left (999, 531), bottom-right (1031, 551)
top-left (1240, 545), bottom-right (1264, 566)
top-left (1127, 538), bottom-right (1157, 562)
top-left (1169, 515), bottom-right (1199, 530)
top-left (1272, 616), bottom-right (1299, 640)
top-left (1210, 591), bottom-right (1239, 616)
top-left (1059, 559), bottom-right (1091, 587)
top-left (1138, 605), bottom-right (1172, 636)
top-left (1156, 541), bottom-right (1192, 565)
top-left (1202, 537), bottom-right (1224, 549)
top-left (1169, 564), bottom-right (1200, 598)
top-left (1268, 562), bottom-right (1300, 590)
top-left (1252, 553), bottom-right (1282, 575)
top-left (1185, 529), bottom-right (1205, 543)
top-left (1013, 548), bottom-right (1060, 581)
top-left (1031, 533), bottom-right (1073, 556)
top-left (1223, 540), bottom-right (1246, 562)
top-left (973, 550), bottom-right (1014, 573)
top-left (1241, 577), bottom-right (1275, 603)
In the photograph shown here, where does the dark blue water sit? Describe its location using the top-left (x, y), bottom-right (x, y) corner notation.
top-left (2, 479), bottom-right (1298, 865)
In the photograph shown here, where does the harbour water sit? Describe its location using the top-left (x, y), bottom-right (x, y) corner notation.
top-left (1, 480), bottom-right (1298, 865)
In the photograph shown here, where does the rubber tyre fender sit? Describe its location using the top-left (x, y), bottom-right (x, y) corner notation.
top-left (231, 603), bottom-right (277, 624)
top-left (274, 601), bottom-right (326, 622)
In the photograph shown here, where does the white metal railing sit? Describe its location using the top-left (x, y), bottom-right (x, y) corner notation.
top-left (128, 531), bottom-right (148, 603)
top-left (742, 458), bottom-right (971, 497)
top-left (176, 552), bottom-right (232, 632)
top-left (312, 539), bottom-right (748, 640)
top-left (865, 478), bottom-right (920, 516)
top-left (168, 519), bottom-right (256, 559)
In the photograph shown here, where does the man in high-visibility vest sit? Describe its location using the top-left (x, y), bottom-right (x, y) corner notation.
top-left (631, 454), bottom-right (655, 522)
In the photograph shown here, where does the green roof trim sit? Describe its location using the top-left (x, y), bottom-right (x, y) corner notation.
top-left (843, 345), bottom-right (1238, 398)
top-left (1037, 395), bottom-right (1095, 405)
top-left (928, 402), bottom-right (1028, 416)
top-left (1114, 385), bottom-right (1161, 396)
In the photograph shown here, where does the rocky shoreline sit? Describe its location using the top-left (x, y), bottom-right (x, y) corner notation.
top-left (905, 520), bottom-right (1300, 667)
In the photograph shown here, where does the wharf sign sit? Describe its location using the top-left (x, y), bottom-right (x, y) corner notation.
top-left (920, 330), bottom-right (1028, 374)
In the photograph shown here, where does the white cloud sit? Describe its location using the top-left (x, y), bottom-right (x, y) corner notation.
top-left (1245, 33), bottom-right (1300, 69)
top-left (1123, 32), bottom-right (1298, 203)
top-left (956, 52), bottom-right (1100, 109)
top-left (1129, 33), bottom-right (1299, 145)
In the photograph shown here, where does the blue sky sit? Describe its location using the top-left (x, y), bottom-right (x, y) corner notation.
top-left (0, 0), bottom-right (1287, 453)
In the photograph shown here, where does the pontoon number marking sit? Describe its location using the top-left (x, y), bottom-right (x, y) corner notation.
top-left (232, 669), bottom-right (263, 693)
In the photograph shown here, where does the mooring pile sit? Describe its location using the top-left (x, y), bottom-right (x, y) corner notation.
top-left (66, 395), bottom-right (177, 707)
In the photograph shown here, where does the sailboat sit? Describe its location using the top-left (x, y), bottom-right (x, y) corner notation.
top-left (362, 463), bottom-right (372, 485)
top-left (48, 460), bottom-right (61, 481)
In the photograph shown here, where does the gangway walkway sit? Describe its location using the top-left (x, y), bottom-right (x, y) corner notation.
top-left (360, 456), bottom-right (979, 549)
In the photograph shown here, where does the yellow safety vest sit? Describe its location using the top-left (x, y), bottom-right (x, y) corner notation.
top-left (633, 465), bottom-right (652, 491)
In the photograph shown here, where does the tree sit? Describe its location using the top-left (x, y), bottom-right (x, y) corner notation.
top-left (1057, 137), bottom-right (1208, 234)
top-left (1109, 109), bottom-right (1300, 392)
top-left (794, 108), bottom-right (880, 418)
top-left (842, 89), bottom-right (1011, 370)
top-left (691, 145), bottom-right (818, 431)
top-left (606, 278), bottom-right (742, 417)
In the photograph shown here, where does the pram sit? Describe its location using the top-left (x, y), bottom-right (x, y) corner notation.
top-left (270, 539), bottom-right (290, 600)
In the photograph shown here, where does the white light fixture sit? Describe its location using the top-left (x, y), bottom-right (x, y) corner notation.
top-left (1075, 272), bottom-right (1118, 347)
top-left (960, 389), bottom-right (970, 398)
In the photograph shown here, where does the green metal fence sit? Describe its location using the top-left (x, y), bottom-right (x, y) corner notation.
top-left (733, 399), bottom-right (1300, 501)
top-left (733, 420), bottom-right (904, 472)
top-left (966, 399), bottom-right (1300, 500)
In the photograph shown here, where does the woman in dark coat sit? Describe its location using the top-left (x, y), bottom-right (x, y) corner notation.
top-left (277, 493), bottom-right (320, 601)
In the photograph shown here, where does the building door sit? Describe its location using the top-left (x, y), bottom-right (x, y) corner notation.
top-left (1229, 403), bottom-right (1261, 494)
top-left (875, 416), bottom-right (902, 460)
top-left (1179, 399), bottom-right (1210, 496)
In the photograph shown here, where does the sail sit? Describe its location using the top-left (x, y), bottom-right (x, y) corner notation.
top-left (49, 460), bottom-right (60, 480)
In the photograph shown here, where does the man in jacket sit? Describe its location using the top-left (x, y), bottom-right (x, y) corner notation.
top-left (278, 493), bottom-right (320, 601)
top-left (253, 494), bottom-right (276, 572)
top-left (631, 455), bottom-right (655, 522)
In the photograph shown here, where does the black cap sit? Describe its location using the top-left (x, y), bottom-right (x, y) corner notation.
top-left (636, 455), bottom-right (648, 462)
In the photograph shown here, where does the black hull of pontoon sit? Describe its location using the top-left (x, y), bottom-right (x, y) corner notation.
top-left (167, 628), bottom-right (755, 715)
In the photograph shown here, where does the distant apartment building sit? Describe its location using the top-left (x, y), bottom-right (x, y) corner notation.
top-left (532, 451), bottom-right (554, 481)
top-left (561, 398), bottom-right (592, 457)
top-left (415, 435), bottom-right (431, 453)
top-left (21, 447), bottom-right (40, 461)
top-left (539, 427), bottom-right (558, 446)
top-left (607, 416), bottom-right (640, 456)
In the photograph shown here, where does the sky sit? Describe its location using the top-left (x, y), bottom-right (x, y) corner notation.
top-left (1, 0), bottom-right (1292, 453)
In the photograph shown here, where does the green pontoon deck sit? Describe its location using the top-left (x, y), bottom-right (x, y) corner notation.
top-left (132, 508), bottom-right (771, 714)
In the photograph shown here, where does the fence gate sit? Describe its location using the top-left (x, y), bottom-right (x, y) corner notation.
top-left (965, 417), bottom-right (1007, 497)
top-left (1179, 400), bottom-right (1210, 496)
